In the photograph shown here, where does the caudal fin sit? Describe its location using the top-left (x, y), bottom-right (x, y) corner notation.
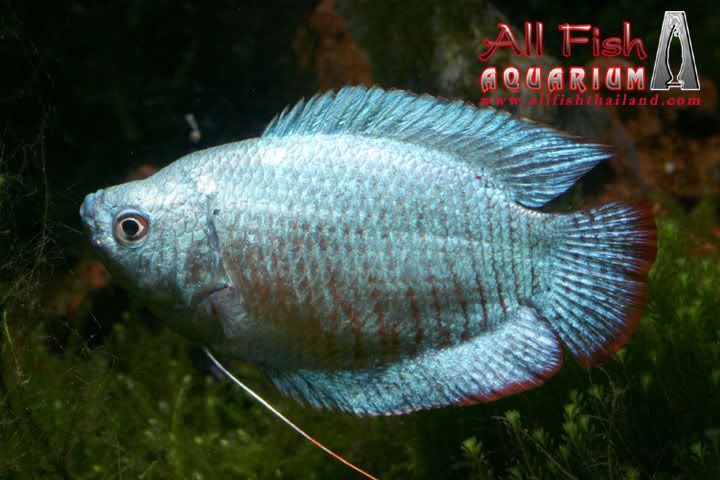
top-left (543, 201), bottom-right (657, 367)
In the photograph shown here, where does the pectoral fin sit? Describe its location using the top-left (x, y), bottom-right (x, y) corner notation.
top-left (209, 286), bottom-right (248, 339)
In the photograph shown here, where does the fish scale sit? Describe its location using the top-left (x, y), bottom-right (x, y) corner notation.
top-left (210, 134), bottom-right (537, 368)
top-left (80, 86), bottom-right (656, 415)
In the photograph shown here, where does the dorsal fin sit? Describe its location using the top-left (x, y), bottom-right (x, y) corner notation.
top-left (263, 87), bottom-right (610, 208)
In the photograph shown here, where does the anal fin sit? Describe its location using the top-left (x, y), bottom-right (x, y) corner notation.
top-left (264, 306), bottom-right (562, 415)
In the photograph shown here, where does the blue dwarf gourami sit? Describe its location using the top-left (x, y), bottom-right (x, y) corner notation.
top-left (80, 87), bottom-right (656, 416)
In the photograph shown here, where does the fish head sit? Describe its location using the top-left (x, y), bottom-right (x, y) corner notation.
top-left (79, 164), bottom-right (228, 340)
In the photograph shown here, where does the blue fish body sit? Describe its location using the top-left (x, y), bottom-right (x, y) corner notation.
top-left (80, 87), bottom-right (656, 415)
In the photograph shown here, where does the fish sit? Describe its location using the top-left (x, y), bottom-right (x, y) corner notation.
top-left (79, 86), bottom-right (656, 416)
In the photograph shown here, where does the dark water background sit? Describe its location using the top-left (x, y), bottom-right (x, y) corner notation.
top-left (1, 1), bottom-right (719, 479)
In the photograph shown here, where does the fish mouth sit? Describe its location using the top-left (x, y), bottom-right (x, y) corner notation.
top-left (79, 190), bottom-right (105, 243)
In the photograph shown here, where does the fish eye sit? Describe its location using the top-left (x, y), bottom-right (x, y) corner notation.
top-left (113, 210), bottom-right (150, 245)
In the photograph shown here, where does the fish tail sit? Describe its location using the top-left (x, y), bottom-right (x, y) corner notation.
top-left (542, 200), bottom-right (657, 367)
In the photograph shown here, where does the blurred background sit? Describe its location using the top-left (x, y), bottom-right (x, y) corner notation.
top-left (1, 1), bottom-right (719, 478)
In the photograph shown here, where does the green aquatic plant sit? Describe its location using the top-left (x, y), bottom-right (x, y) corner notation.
top-left (0, 313), bottom-right (379, 478)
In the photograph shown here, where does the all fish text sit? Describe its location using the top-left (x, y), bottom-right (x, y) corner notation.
top-left (478, 22), bottom-right (649, 93)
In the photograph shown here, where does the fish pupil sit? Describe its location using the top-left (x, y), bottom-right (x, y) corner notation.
top-left (122, 219), bottom-right (140, 237)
